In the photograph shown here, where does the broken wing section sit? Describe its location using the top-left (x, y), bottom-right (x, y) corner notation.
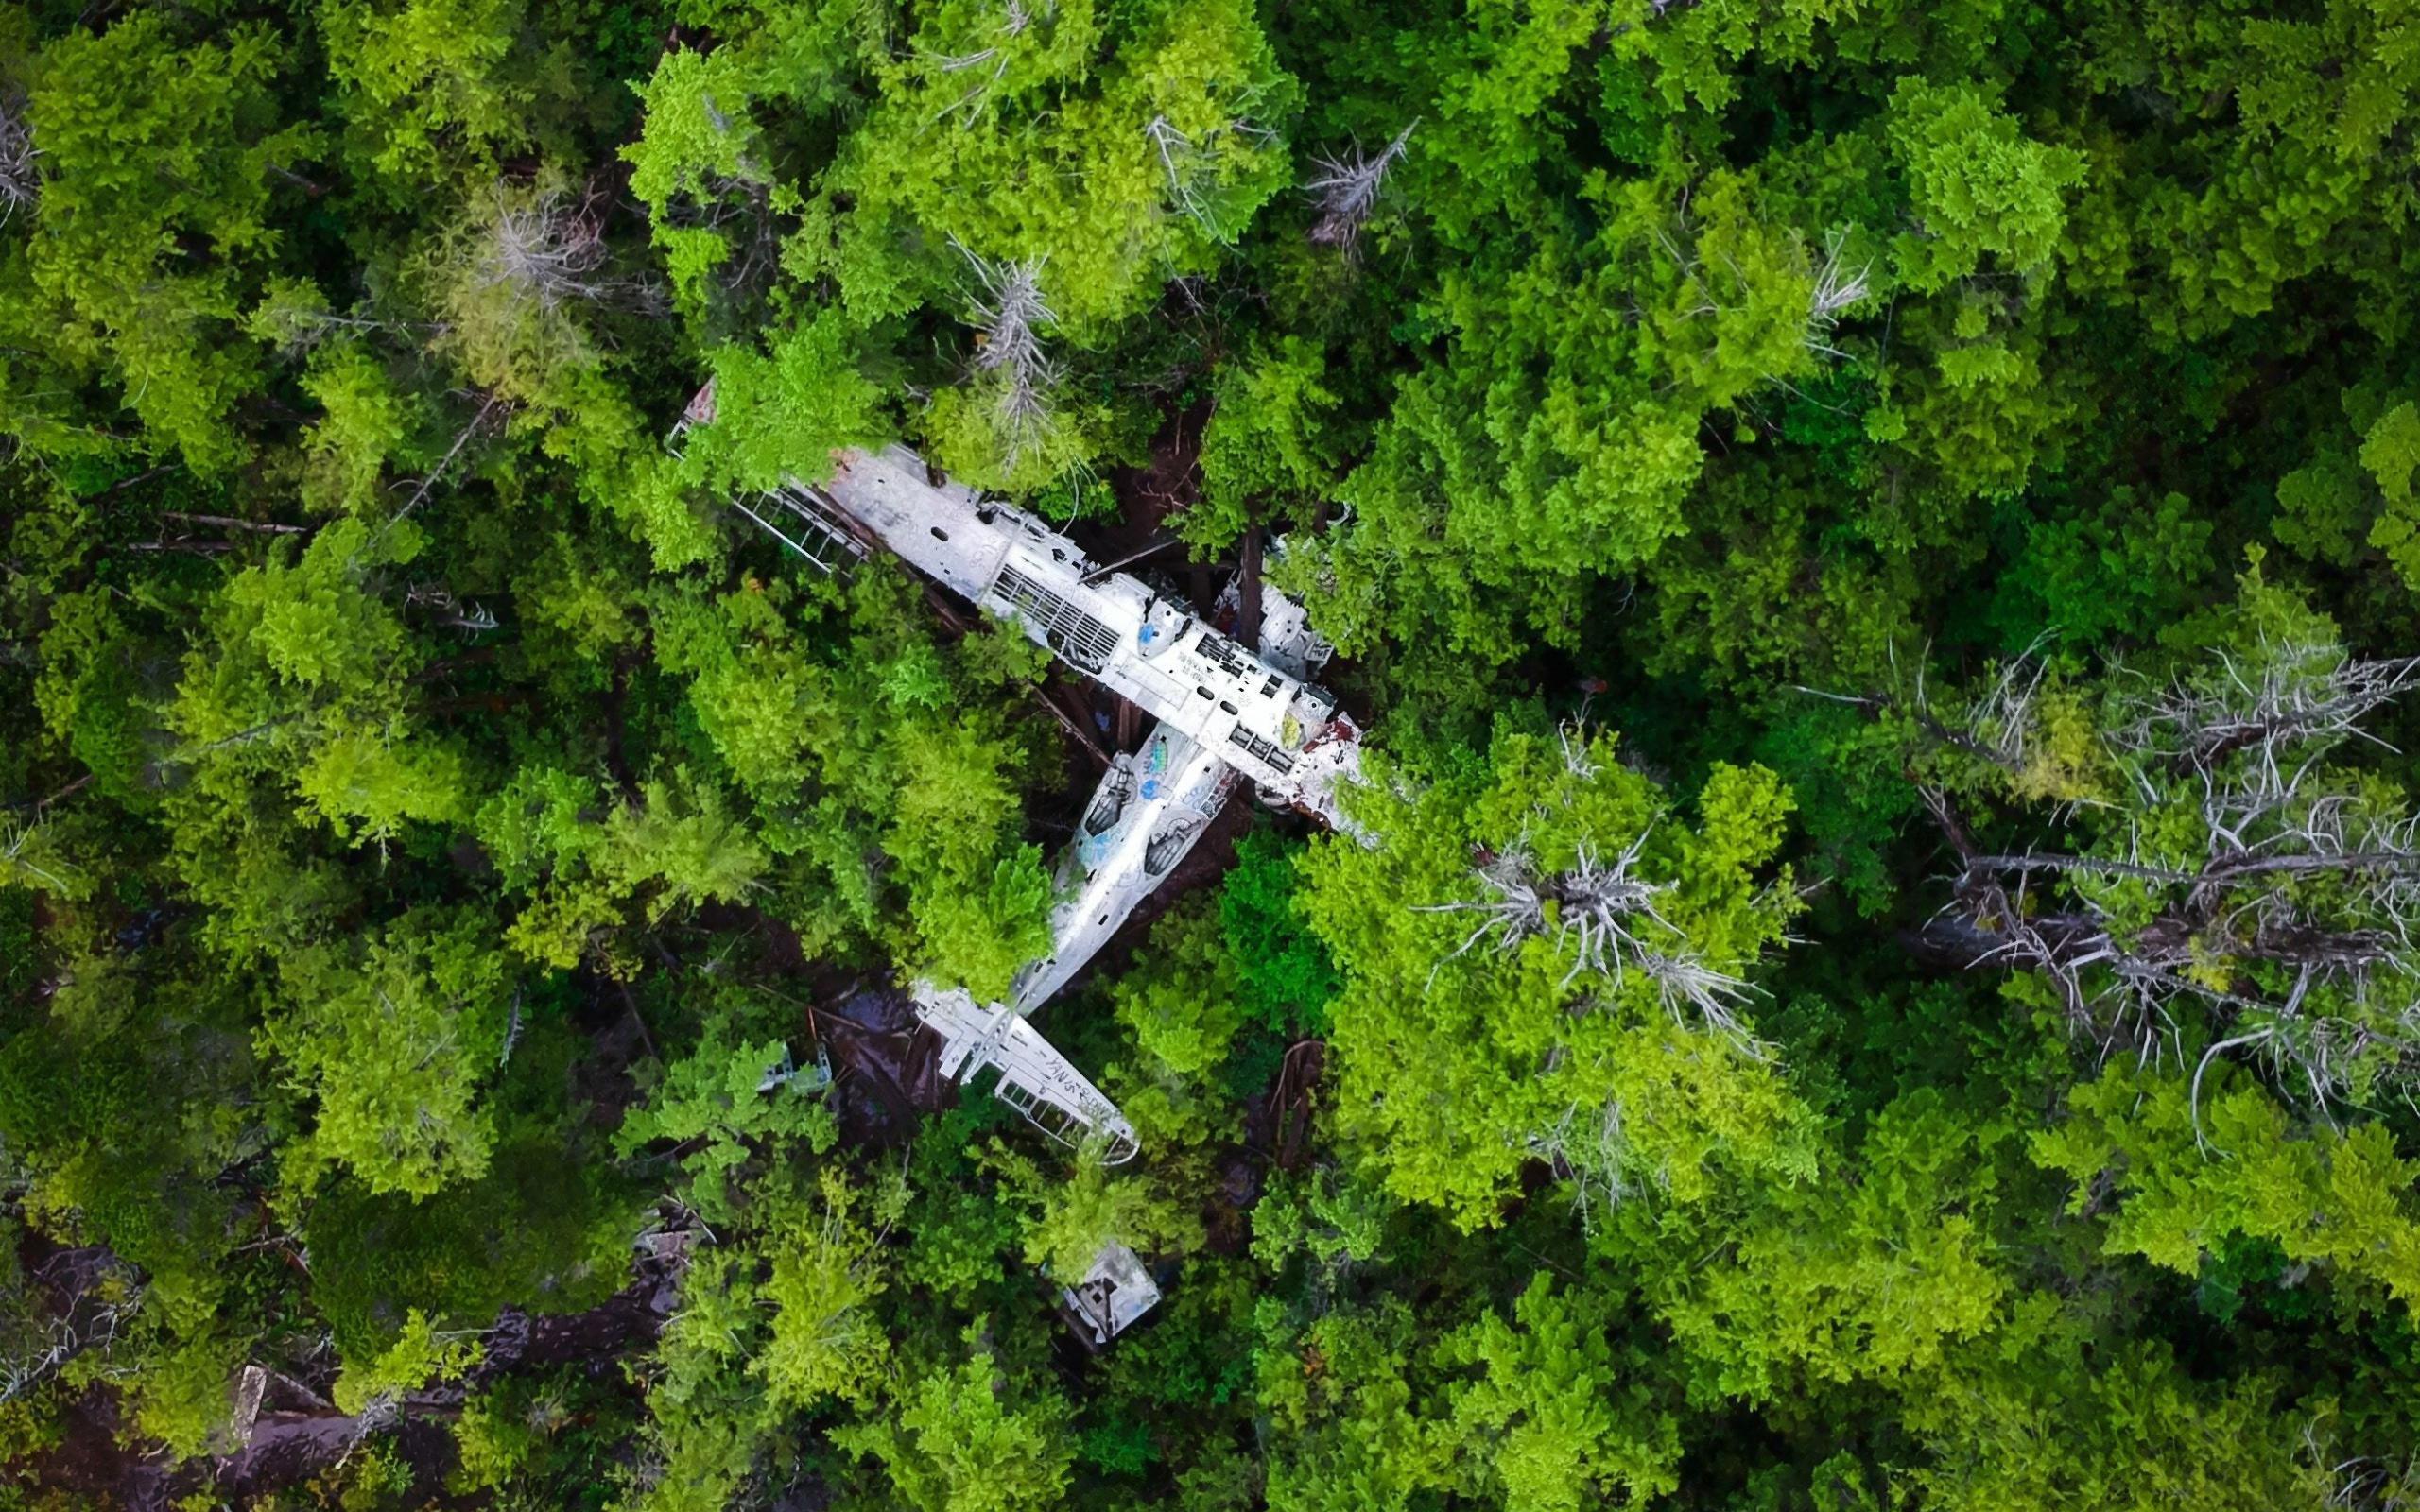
top-left (913, 984), bottom-right (1140, 1164)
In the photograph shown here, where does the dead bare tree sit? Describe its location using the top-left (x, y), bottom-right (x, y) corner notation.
top-left (0, 1250), bottom-right (140, 1408)
top-left (0, 91), bottom-right (35, 222)
top-left (925, 0), bottom-right (1047, 128)
top-left (645, 98), bottom-right (782, 310)
top-left (956, 241), bottom-right (1059, 467)
top-left (405, 584), bottom-right (500, 635)
top-left (1147, 108), bottom-right (1275, 244)
top-left (1412, 721), bottom-right (1767, 1056)
top-left (478, 184), bottom-right (612, 309)
top-left (1802, 634), bottom-right (2059, 787)
top-left (1530, 1085), bottom-right (1636, 1225)
top-left (1305, 121), bottom-right (1416, 249)
top-left (356, 390), bottom-right (509, 566)
top-left (1804, 229), bottom-right (1873, 358)
top-left (2318, 1440), bottom-right (2420, 1512)
top-left (1874, 635), bottom-right (2420, 1126)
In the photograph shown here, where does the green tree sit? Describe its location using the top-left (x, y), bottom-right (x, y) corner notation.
top-left (1432, 1277), bottom-right (1681, 1512)
top-left (831, 1344), bottom-right (1076, 1512)
top-left (1298, 721), bottom-right (1807, 1225)
top-left (14, 13), bottom-right (313, 471)
top-left (264, 909), bottom-right (514, 1196)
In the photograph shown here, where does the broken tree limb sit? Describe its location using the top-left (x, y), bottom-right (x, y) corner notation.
top-left (157, 511), bottom-right (310, 536)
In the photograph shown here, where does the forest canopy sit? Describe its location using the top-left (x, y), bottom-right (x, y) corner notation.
top-left (9, 0), bottom-right (2420, 1506)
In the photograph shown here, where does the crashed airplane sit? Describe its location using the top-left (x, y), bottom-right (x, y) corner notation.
top-left (683, 388), bottom-right (1366, 1179)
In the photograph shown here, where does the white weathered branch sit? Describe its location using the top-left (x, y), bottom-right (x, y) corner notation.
top-left (956, 242), bottom-right (1060, 465)
top-left (0, 94), bottom-right (39, 220)
top-left (1305, 122), bottom-right (1416, 249)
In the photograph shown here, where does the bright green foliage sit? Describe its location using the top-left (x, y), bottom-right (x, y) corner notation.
top-left (2363, 400), bottom-right (2420, 586)
top-left (2034, 1064), bottom-right (2420, 1305)
top-left (1217, 829), bottom-right (1338, 1037)
top-left (1432, 1277), bottom-right (1682, 1512)
top-left (677, 317), bottom-right (886, 493)
top-left (1018, 1150), bottom-right (1205, 1281)
top-left (482, 766), bottom-right (768, 971)
top-left (1112, 902), bottom-right (1246, 1077)
top-left (262, 910), bottom-right (513, 1196)
top-left (1885, 81), bottom-right (2086, 294)
top-left (297, 339), bottom-right (422, 515)
top-left (1253, 1300), bottom-right (1441, 1512)
top-left (1626, 1091), bottom-right (2010, 1401)
top-left (13, 14), bottom-right (312, 472)
top-left (15, 0), bottom-right (2420, 1501)
top-left (127, 1329), bottom-right (252, 1458)
top-left (1299, 724), bottom-right (1806, 1224)
top-left (1188, 336), bottom-right (1341, 547)
top-left (1899, 1324), bottom-right (2326, 1511)
top-left (1300, 163), bottom-right (1833, 666)
top-left (620, 1247), bottom-right (774, 1512)
top-left (623, 48), bottom-right (770, 313)
top-left (612, 1022), bottom-right (837, 1223)
top-left (167, 515), bottom-right (467, 872)
top-left (644, 573), bottom-right (1050, 995)
top-left (831, 1346), bottom-right (1075, 1512)
top-left (333, 1308), bottom-right (483, 1415)
top-left (1249, 1165), bottom-right (1392, 1276)
top-left (622, 6), bottom-right (881, 319)
top-left (320, 0), bottom-right (548, 189)
top-left (827, 0), bottom-right (1292, 338)
top-left (754, 1169), bottom-right (903, 1410)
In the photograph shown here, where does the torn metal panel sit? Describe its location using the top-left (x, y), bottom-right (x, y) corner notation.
top-left (756, 1041), bottom-right (834, 1095)
top-left (914, 985), bottom-right (1140, 1163)
top-left (1217, 571), bottom-right (1336, 682)
top-left (1011, 722), bottom-right (1235, 1014)
top-left (1062, 1242), bottom-right (1161, 1347)
top-left (728, 479), bottom-right (867, 576)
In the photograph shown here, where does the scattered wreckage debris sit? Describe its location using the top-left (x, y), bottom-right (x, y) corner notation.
top-left (686, 385), bottom-right (1372, 1341)
top-left (1060, 1242), bottom-right (1163, 1349)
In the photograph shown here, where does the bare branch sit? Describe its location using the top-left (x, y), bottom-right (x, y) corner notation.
top-left (2111, 638), bottom-right (2420, 772)
top-left (1906, 632), bottom-right (2420, 1111)
top-left (0, 91), bottom-right (36, 222)
top-left (405, 583), bottom-right (500, 635)
top-left (1305, 121), bottom-right (1416, 249)
top-left (354, 394), bottom-right (509, 568)
top-left (478, 185), bottom-right (612, 310)
top-left (955, 242), bottom-right (1060, 466)
top-left (1803, 229), bottom-right (1872, 358)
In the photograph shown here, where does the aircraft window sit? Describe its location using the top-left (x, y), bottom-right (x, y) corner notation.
top-left (929, 526), bottom-right (949, 541)
top-left (1219, 701), bottom-right (1238, 715)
